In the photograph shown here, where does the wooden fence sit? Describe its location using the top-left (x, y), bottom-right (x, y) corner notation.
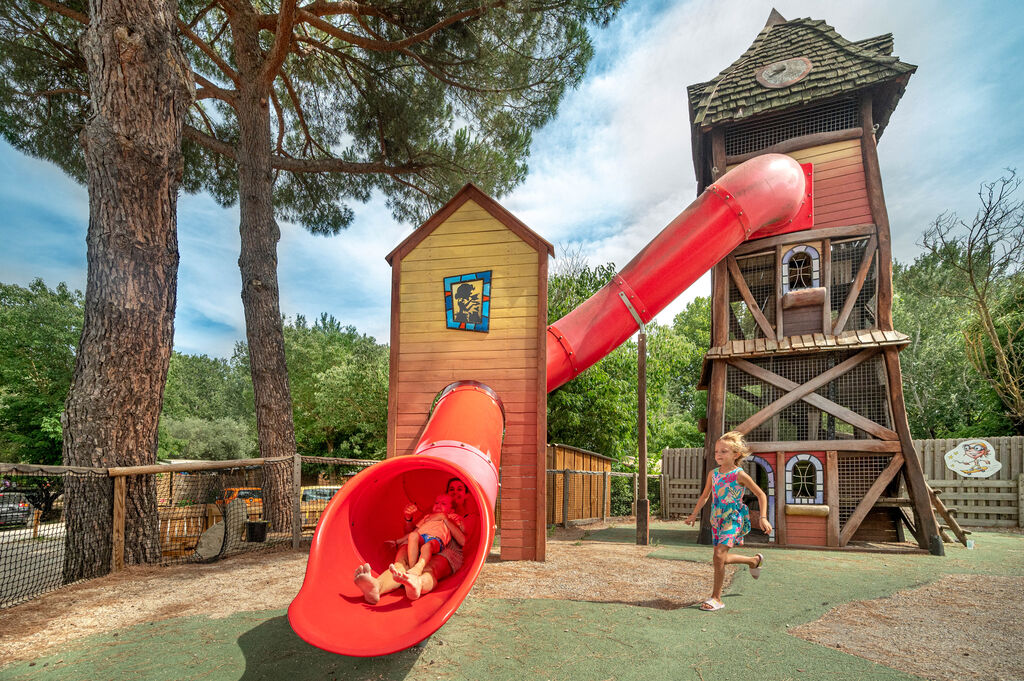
top-left (661, 438), bottom-right (1024, 528)
top-left (660, 447), bottom-right (704, 519)
top-left (545, 444), bottom-right (615, 525)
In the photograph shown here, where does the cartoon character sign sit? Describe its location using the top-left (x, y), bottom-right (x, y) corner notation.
top-left (443, 271), bottom-right (491, 332)
top-left (944, 439), bottom-right (1002, 478)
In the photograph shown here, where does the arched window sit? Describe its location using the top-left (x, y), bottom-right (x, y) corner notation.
top-left (743, 455), bottom-right (776, 541)
top-left (781, 245), bottom-right (821, 293)
top-left (785, 454), bottom-right (823, 504)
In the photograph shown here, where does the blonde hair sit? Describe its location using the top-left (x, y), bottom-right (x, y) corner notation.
top-left (717, 431), bottom-right (750, 462)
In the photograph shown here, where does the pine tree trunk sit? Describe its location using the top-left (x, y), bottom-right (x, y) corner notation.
top-left (232, 16), bottom-right (295, 533)
top-left (62, 0), bottom-right (194, 582)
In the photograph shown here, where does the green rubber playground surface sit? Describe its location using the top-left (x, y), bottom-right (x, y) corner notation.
top-left (4, 526), bottom-right (1022, 681)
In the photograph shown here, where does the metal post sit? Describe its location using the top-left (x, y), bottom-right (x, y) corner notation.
top-left (636, 329), bottom-right (649, 545)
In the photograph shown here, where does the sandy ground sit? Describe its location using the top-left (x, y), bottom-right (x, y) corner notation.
top-left (1, 522), bottom-right (1021, 681)
top-left (0, 523), bottom-right (714, 667)
top-left (790, 574), bottom-right (1024, 681)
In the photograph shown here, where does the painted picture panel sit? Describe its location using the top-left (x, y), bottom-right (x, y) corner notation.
top-left (443, 271), bottom-right (491, 332)
top-left (944, 439), bottom-right (1002, 478)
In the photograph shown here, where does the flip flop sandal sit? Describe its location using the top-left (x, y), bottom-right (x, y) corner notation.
top-left (699, 599), bottom-right (725, 611)
top-left (750, 553), bottom-right (764, 579)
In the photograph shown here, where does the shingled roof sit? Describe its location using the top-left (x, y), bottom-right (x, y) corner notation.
top-left (688, 12), bottom-right (916, 131)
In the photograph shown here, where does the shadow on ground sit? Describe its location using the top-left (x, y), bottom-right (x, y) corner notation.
top-left (237, 615), bottom-right (419, 681)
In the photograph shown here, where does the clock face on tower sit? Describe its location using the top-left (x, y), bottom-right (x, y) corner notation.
top-left (755, 57), bottom-right (813, 88)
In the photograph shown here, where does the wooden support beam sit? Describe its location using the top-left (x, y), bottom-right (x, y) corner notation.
top-left (726, 256), bottom-right (776, 340)
top-left (112, 476), bottom-right (126, 573)
top-left (292, 453), bottom-right (302, 549)
top-left (730, 350), bottom-right (892, 438)
top-left (821, 238), bottom-right (832, 334)
top-left (107, 456), bottom-right (291, 476)
top-left (826, 451), bottom-right (839, 547)
top-left (832, 234), bottom-right (877, 335)
top-left (562, 468), bottom-right (571, 529)
top-left (839, 453), bottom-right (904, 546)
top-left (860, 95), bottom-right (895, 331)
top-left (728, 355), bottom-right (898, 441)
top-left (733, 224), bottom-right (877, 256)
top-left (775, 245), bottom-right (785, 340)
top-left (747, 440), bottom-right (902, 453)
top-left (774, 452), bottom-right (787, 545)
top-left (929, 486), bottom-right (968, 547)
top-left (699, 360), bottom-right (728, 545)
top-left (882, 347), bottom-right (943, 554)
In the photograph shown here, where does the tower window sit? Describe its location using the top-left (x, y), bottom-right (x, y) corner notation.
top-left (781, 245), bottom-right (820, 293)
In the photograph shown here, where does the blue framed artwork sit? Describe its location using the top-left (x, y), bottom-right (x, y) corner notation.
top-left (443, 271), bottom-right (491, 332)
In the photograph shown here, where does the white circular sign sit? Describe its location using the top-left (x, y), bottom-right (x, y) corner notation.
top-left (944, 439), bottom-right (1002, 478)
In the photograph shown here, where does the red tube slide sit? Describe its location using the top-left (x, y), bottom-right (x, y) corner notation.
top-left (289, 153), bottom-right (811, 657)
top-left (288, 381), bottom-right (504, 657)
top-left (547, 153), bottom-right (812, 392)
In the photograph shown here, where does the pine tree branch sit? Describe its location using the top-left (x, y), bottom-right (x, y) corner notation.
top-left (27, 0), bottom-right (86, 25)
top-left (270, 89), bottom-right (286, 155)
top-left (193, 73), bottom-right (235, 103)
top-left (260, 0), bottom-right (297, 88)
top-left (186, 1), bottom-right (219, 30)
top-left (295, 3), bottom-right (499, 53)
top-left (175, 17), bottom-right (239, 85)
top-left (184, 124), bottom-right (429, 176)
top-left (279, 72), bottom-right (328, 156)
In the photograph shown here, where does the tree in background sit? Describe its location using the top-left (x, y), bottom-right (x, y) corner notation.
top-left (0, 280), bottom-right (83, 464)
top-left (282, 314), bottom-right (388, 458)
top-left (920, 170), bottom-right (1024, 433)
top-left (2, 0), bottom-right (624, 532)
top-left (547, 252), bottom-right (635, 459)
top-left (159, 351), bottom-right (256, 460)
top-left (893, 253), bottom-right (1010, 437)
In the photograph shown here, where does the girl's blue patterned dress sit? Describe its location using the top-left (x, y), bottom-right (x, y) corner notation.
top-left (710, 467), bottom-right (750, 547)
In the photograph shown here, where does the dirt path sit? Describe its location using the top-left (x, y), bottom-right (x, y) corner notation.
top-left (0, 527), bottom-right (714, 667)
top-left (791, 573), bottom-right (1024, 681)
top-left (2, 523), bottom-right (1021, 681)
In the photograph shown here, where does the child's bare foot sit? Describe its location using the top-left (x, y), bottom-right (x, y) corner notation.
top-left (389, 563), bottom-right (423, 600)
top-left (353, 563), bottom-right (380, 604)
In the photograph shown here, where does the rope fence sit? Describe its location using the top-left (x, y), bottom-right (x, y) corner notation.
top-left (0, 455), bottom-right (378, 609)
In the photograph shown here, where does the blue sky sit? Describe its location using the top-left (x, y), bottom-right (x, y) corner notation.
top-left (2, 0), bottom-right (1023, 358)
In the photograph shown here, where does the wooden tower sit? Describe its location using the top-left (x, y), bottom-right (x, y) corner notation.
top-left (689, 11), bottom-right (943, 554)
top-left (386, 184), bottom-right (552, 560)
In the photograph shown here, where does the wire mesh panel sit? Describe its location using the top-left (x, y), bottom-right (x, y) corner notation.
top-left (298, 456), bottom-right (375, 534)
top-left (724, 351), bottom-right (892, 441)
top-left (0, 469), bottom-right (106, 609)
top-left (835, 455), bottom-right (893, 527)
top-left (724, 97), bottom-right (860, 157)
top-left (142, 459), bottom-right (295, 565)
top-left (729, 253), bottom-right (776, 341)
top-left (830, 238), bottom-right (877, 331)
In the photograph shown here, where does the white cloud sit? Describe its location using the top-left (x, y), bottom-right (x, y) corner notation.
top-left (3, 0), bottom-right (1022, 359)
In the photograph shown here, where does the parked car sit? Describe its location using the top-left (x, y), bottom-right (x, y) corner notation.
top-left (300, 486), bottom-right (341, 529)
top-left (217, 487), bottom-right (263, 520)
top-left (218, 487), bottom-right (262, 506)
top-left (0, 492), bottom-right (32, 528)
